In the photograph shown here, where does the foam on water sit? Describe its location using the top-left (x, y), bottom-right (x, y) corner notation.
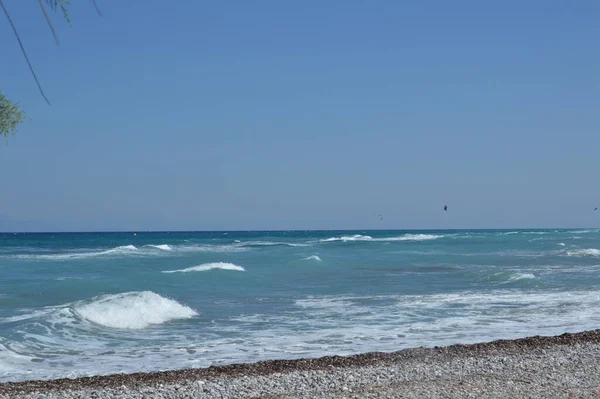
top-left (380, 234), bottom-right (441, 241)
top-left (319, 234), bottom-right (441, 243)
top-left (304, 255), bottom-right (322, 262)
top-left (566, 248), bottom-right (600, 257)
top-left (146, 244), bottom-right (173, 251)
top-left (162, 262), bottom-right (246, 273)
top-left (3, 229), bottom-right (600, 382)
top-left (9, 242), bottom-right (254, 260)
top-left (177, 244), bottom-right (249, 253)
top-left (4, 287), bottom-right (600, 382)
top-left (13, 245), bottom-right (140, 260)
top-left (507, 272), bottom-right (536, 282)
top-left (74, 291), bottom-right (197, 329)
top-left (237, 241), bottom-right (308, 248)
top-left (319, 234), bottom-right (372, 242)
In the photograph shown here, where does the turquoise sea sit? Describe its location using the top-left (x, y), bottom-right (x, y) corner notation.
top-left (1, 229), bottom-right (600, 382)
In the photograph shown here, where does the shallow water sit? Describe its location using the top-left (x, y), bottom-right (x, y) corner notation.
top-left (1, 229), bottom-right (600, 381)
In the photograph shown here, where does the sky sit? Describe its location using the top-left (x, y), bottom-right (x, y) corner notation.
top-left (0, 0), bottom-right (599, 231)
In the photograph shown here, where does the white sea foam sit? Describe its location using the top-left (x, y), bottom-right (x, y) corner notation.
top-left (319, 235), bottom-right (373, 242)
top-left (507, 273), bottom-right (536, 282)
top-left (304, 255), bottom-right (322, 262)
top-left (162, 262), bottom-right (246, 273)
top-left (380, 234), bottom-right (441, 241)
top-left (557, 243), bottom-right (566, 246)
top-left (146, 244), bottom-right (173, 251)
top-left (5, 288), bottom-right (600, 382)
top-left (74, 291), bottom-right (197, 329)
top-left (237, 241), bottom-right (308, 247)
top-left (319, 234), bottom-right (441, 243)
top-left (116, 245), bottom-right (137, 250)
top-left (566, 248), bottom-right (600, 257)
top-left (11, 242), bottom-right (251, 261)
top-left (14, 245), bottom-right (139, 260)
top-left (177, 244), bottom-right (249, 253)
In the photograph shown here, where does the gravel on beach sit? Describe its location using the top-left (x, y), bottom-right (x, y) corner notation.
top-left (3, 329), bottom-right (600, 398)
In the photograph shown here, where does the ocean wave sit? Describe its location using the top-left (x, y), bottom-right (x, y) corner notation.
top-left (319, 234), bottom-right (441, 243)
top-left (237, 241), bottom-right (308, 248)
top-left (507, 273), bottom-right (536, 282)
top-left (145, 244), bottom-right (173, 251)
top-left (383, 234), bottom-right (442, 241)
top-left (9, 242), bottom-right (253, 261)
top-left (319, 234), bottom-right (372, 242)
top-left (13, 245), bottom-right (139, 260)
top-left (177, 244), bottom-right (249, 253)
top-left (566, 248), bottom-right (600, 257)
top-left (74, 291), bottom-right (197, 329)
top-left (304, 255), bottom-right (322, 262)
top-left (162, 262), bottom-right (245, 273)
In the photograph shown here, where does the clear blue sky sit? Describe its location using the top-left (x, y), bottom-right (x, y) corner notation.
top-left (1, 0), bottom-right (598, 231)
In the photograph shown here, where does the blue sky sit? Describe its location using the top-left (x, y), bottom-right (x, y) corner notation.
top-left (0, 0), bottom-right (598, 231)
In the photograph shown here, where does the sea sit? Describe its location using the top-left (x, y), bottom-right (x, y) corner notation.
top-left (1, 229), bottom-right (600, 382)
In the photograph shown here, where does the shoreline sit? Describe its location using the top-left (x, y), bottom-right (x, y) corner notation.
top-left (3, 328), bottom-right (600, 398)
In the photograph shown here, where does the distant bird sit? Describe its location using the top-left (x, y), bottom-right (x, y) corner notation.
top-left (378, 213), bottom-right (383, 220)
top-left (595, 207), bottom-right (598, 212)
top-left (443, 205), bottom-right (448, 212)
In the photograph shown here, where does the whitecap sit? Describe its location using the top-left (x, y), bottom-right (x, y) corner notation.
top-left (74, 291), bottom-right (197, 329)
top-left (162, 262), bottom-right (245, 273)
top-left (319, 234), bottom-right (441, 243)
top-left (566, 249), bottom-right (600, 257)
top-left (319, 235), bottom-right (373, 242)
top-left (377, 234), bottom-right (441, 242)
top-left (177, 244), bottom-right (249, 253)
top-left (237, 241), bottom-right (308, 247)
top-left (14, 245), bottom-right (139, 260)
top-left (507, 273), bottom-right (536, 282)
top-left (145, 244), bottom-right (173, 251)
top-left (304, 255), bottom-right (322, 262)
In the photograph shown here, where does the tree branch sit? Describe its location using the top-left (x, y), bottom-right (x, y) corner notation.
top-left (0, 0), bottom-right (51, 105)
top-left (39, 0), bottom-right (60, 46)
top-left (92, 0), bottom-right (102, 16)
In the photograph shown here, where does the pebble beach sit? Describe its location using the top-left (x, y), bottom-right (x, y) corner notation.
top-left (3, 329), bottom-right (600, 399)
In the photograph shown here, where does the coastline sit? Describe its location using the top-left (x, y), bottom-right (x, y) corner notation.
top-left (3, 329), bottom-right (600, 398)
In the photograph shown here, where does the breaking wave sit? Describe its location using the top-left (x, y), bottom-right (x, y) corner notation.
top-left (13, 245), bottom-right (139, 260)
top-left (304, 255), bottom-right (322, 262)
top-left (319, 234), bottom-right (441, 243)
top-left (74, 291), bottom-right (197, 329)
top-left (162, 262), bottom-right (246, 273)
top-left (507, 273), bottom-right (536, 282)
top-left (145, 244), bottom-right (173, 251)
top-left (566, 248), bottom-right (600, 257)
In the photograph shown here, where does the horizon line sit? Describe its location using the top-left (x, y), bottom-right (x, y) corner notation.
top-left (0, 227), bottom-right (596, 234)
